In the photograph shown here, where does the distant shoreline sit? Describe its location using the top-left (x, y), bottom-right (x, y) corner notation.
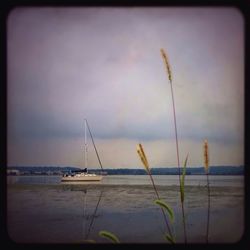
top-left (7, 165), bottom-right (244, 176)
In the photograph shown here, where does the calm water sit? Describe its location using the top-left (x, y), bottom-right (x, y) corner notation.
top-left (7, 175), bottom-right (244, 244)
top-left (7, 174), bottom-right (244, 187)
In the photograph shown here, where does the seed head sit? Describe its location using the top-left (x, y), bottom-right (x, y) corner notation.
top-left (160, 48), bottom-right (172, 83)
top-left (203, 139), bottom-right (209, 174)
top-left (137, 143), bottom-right (150, 173)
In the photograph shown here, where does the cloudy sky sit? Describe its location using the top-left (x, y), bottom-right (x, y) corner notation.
top-left (7, 7), bottom-right (244, 169)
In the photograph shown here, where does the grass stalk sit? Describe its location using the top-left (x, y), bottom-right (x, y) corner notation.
top-left (137, 144), bottom-right (174, 241)
top-left (204, 139), bottom-right (210, 243)
top-left (160, 48), bottom-right (187, 243)
top-left (206, 173), bottom-right (210, 243)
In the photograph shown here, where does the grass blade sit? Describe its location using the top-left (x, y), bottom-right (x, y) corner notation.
top-left (180, 154), bottom-right (189, 203)
top-left (154, 199), bottom-right (174, 223)
top-left (99, 230), bottom-right (120, 243)
top-left (165, 233), bottom-right (175, 244)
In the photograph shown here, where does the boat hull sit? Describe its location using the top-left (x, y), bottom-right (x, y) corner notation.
top-left (61, 175), bottom-right (103, 182)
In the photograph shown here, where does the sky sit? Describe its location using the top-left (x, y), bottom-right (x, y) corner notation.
top-left (7, 7), bottom-right (244, 169)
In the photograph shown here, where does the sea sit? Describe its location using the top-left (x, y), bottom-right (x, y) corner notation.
top-left (7, 175), bottom-right (244, 244)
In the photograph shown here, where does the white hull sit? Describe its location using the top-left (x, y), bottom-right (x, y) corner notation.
top-left (61, 174), bottom-right (103, 182)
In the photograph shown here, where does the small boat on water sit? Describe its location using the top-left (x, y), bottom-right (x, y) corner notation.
top-left (61, 119), bottom-right (104, 182)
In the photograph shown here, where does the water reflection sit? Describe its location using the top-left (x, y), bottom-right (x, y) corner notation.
top-left (59, 183), bottom-right (104, 240)
top-left (7, 178), bottom-right (244, 243)
top-left (83, 190), bottom-right (104, 240)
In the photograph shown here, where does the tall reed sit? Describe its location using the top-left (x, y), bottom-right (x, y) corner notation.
top-left (160, 48), bottom-right (187, 243)
top-left (203, 139), bottom-right (210, 243)
top-left (136, 143), bottom-right (174, 242)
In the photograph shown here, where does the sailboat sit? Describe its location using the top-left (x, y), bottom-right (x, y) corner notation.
top-left (61, 119), bottom-right (104, 182)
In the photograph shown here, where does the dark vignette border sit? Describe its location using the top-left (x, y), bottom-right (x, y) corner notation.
top-left (0, 1), bottom-right (249, 250)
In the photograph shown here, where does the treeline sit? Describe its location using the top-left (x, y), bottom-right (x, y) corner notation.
top-left (7, 165), bottom-right (244, 175)
top-left (7, 166), bottom-right (80, 173)
top-left (90, 166), bottom-right (244, 175)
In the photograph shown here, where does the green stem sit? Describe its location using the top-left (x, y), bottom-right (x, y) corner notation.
top-left (148, 170), bottom-right (174, 240)
top-left (206, 173), bottom-right (210, 243)
top-left (169, 80), bottom-right (187, 243)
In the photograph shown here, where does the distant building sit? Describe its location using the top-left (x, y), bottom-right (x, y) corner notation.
top-left (21, 171), bottom-right (31, 175)
top-left (7, 169), bottom-right (20, 175)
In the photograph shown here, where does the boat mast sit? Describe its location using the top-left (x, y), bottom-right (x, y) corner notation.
top-left (85, 119), bottom-right (104, 172)
top-left (84, 119), bottom-right (88, 171)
